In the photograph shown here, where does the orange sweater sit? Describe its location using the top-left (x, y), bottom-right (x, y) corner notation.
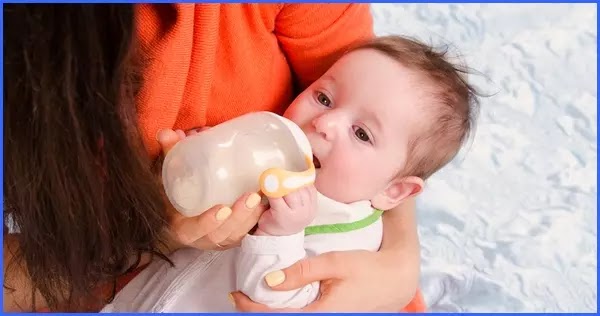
top-left (135, 4), bottom-right (374, 159)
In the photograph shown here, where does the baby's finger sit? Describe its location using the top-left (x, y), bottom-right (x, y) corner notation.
top-left (300, 186), bottom-right (312, 205)
top-left (309, 185), bottom-right (318, 204)
top-left (170, 204), bottom-right (232, 245)
top-left (283, 190), bottom-right (305, 209)
top-left (267, 196), bottom-right (289, 212)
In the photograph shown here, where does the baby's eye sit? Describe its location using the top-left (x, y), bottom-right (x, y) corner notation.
top-left (316, 92), bottom-right (332, 107)
top-left (354, 127), bottom-right (370, 142)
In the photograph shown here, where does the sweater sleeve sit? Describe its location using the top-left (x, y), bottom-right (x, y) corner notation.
top-left (274, 4), bottom-right (374, 90)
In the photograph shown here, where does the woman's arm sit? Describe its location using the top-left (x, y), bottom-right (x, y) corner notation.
top-left (275, 3), bottom-right (374, 90)
top-left (378, 197), bottom-right (421, 307)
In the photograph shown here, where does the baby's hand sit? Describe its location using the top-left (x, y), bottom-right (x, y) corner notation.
top-left (256, 185), bottom-right (318, 236)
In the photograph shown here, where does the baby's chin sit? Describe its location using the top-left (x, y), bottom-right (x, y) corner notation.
top-left (282, 109), bottom-right (296, 122)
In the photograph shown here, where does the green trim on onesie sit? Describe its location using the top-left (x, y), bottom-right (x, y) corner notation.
top-left (304, 209), bottom-right (384, 236)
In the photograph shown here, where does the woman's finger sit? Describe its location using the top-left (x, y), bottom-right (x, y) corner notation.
top-left (156, 129), bottom-right (182, 155)
top-left (300, 286), bottom-right (349, 312)
top-left (300, 280), bottom-right (367, 312)
top-left (170, 204), bottom-right (232, 245)
top-left (229, 292), bottom-right (272, 312)
top-left (229, 292), bottom-right (301, 313)
top-left (228, 201), bottom-right (267, 242)
top-left (206, 192), bottom-right (263, 244)
top-left (174, 129), bottom-right (186, 140)
top-left (186, 126), bottom-right (211, 136)
top-left (265, 252), bottom-right (347, 291)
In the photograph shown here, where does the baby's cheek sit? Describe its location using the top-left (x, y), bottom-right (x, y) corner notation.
top-left (315, 169), bottom-right (356, 203)
top-left (283, 100), bottom-right (302, 119)
top-left (284, 97), bottom-right (315, 126)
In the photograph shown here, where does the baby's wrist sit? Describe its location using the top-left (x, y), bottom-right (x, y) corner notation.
top-left (255, 224), bottom-right (303, 237)
top-left (252, 227), bottom-right (273, 236)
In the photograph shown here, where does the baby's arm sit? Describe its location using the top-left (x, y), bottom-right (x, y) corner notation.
top-left (235, 186), bottom-right (319, 309)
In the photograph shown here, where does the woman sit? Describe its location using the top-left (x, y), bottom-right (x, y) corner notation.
top-left (3, 4), bottom-right (422, 312)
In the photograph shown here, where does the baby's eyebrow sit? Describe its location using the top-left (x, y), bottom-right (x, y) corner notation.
top-left (362, 109), bottom-right (384, 138)
top-left (319, 74), bottom-right (337, 86)
top-left (370, 113), bottom-right (384, 134)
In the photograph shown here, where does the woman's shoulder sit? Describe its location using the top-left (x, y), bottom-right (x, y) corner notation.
top-left (135, 4), bottom-right (371, 39)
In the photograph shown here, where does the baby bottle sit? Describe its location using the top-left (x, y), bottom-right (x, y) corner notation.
top-left (162, 111), bottom-right (315, 217)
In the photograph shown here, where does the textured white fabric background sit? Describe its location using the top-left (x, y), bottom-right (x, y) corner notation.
top-left (371, 4), bottom-right (597, 312)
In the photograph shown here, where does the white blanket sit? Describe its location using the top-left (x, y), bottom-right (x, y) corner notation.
top-left (371, 3), bottom-right (597, 312)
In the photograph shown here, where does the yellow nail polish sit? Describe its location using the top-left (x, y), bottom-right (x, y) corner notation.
top-left (215, 207), bottom-right (232, 221)
top-left (265, 270), bottom-right (285, 287)
top-left (245, 193), bottom-right (261, 209)
top-left (228, 293), bottom-right (236, 307)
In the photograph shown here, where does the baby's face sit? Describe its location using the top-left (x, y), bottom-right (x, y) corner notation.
top-left (284, 49), bottom-right (430, 204)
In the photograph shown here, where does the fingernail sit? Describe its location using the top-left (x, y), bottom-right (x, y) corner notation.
top-left (228, 293), bottom-right (236, 307)
top-left (265, 270), bottom-right (285, 287)
top-left (155, 129), bottom-right (164, 141)
top-left (215, 207), bottom-right (232, 221)
top-left (245, 193), bottom-right (261, 209)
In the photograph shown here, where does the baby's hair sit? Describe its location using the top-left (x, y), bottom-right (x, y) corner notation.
top-left (349, 35), bottom-right (481, 180)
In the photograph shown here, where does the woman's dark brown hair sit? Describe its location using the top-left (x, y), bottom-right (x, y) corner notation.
top-left (4, 4), bottom-right (169, 310)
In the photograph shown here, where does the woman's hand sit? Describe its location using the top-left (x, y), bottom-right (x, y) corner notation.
top-left (230, 199), bottom-right (421, 312)
top-left (230, 249), bottom-right (417, 312)
top-left (157, 129), bottom-right (267, 251)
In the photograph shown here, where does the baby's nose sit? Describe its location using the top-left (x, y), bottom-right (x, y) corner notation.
top-left (312, 114), bottom-right (340, 141)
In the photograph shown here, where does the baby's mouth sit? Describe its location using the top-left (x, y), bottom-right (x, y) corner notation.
top-left (312, 155), bottom-right (321, 169)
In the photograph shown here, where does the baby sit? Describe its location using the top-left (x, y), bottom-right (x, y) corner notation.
top-left (102, 35), bottom-right (479, 312)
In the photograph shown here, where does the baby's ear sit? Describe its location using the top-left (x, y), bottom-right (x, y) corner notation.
top-left (371, 176), bottom-right (423, 211)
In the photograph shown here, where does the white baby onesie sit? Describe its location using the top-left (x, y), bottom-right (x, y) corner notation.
top-left (102, 192), bottom-right (383, 312)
